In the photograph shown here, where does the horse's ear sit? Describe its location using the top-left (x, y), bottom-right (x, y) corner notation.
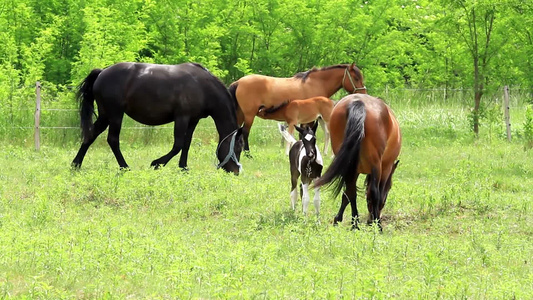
top-left (294, 125), bottom-right (304, 135)
top-left (311, 120), bottom-right (319, 133)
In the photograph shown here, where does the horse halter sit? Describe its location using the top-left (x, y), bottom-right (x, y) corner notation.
top-left (215, 129), bottom-right (242, 172)
top-left (343, 67), bottom-right (367, 93)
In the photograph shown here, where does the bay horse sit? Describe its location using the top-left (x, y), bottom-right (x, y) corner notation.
top-left (71, 62), bottom-right (244, 174)
top-left (278, 122), bottom-right (323, 217)
top-left (257, 96), bottom-right (333, 155)
top-left (228, 63), bottom-right (366, 156)
top-left (314, 94), bottom-right (401, 230)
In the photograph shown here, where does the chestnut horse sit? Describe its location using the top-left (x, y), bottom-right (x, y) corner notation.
top-left (228, 63), bottom-right (366, 155)
top-left (314, 94), bottom-right (401, 230)
top-left (257, 96), bottom-right (333, 155)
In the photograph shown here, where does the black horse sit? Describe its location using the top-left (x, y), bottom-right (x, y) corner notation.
top-left (72, 62), bottom-right (244, 174)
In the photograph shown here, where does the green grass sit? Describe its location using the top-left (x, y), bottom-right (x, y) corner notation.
top-left (1, 105), bottom-right (532, 298)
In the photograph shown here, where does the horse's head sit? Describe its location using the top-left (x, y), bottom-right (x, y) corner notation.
top-left (295, 121), bottom-right (319, 161)
top-left (342, 63), bottom-right (367, 94)
top-left (216, 127), bottom-right (244, 175)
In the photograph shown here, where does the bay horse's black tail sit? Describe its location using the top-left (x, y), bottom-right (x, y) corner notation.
top-left (228, 82), bottom-right (239, 109)
top-left (229, 81), bottom-right (247, 126)
top-left (315, 100), bottom-right (366, 197)
top-left (77, 69), bottom-right (102, 142)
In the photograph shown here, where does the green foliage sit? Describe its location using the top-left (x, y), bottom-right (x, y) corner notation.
top-left (2, 0), bottom-right (528, 135)
top-left (0, 0), bottom-right (530, 88)
top-left (71, 0), bottom-right (151, 83)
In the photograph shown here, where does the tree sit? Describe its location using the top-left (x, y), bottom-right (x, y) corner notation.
top-left (440, 0), bottom-right (510, 135)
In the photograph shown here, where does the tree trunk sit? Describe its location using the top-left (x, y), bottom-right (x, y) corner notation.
top-left (473, 90), bottom-right (482, 136)
top-left (472, 55), bottom-right (482, 137)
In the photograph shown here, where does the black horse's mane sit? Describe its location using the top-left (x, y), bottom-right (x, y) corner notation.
top-left (293, 64), bottom-right (354, 82)
top-left (190, 63), bottom-right (234, 99)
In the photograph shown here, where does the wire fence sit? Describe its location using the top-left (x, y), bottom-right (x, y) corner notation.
top-left (1, 82), bottom-right (531, 149)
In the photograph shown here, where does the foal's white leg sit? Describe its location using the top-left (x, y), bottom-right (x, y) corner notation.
top-left (290, 188), bottom-right (298, 211)
top-left (313, 185), bottom-right (321, 217)
top-left (301, 183), bottom-right (310, 215)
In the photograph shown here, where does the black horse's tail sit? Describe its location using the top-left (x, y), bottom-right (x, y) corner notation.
top-left (315, 100), bottom-right (366, 197)
top-left (77, 69), bottom-right (102, 142)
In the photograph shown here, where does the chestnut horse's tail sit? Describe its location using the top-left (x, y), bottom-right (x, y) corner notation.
top-left (76, 68), bottom-right (102, 142)
top-left (315, 100), bottom-right (366, 197)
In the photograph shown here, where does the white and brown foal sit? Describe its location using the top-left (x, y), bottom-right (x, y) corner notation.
top-left (278, 121), bottom-right (323, 216)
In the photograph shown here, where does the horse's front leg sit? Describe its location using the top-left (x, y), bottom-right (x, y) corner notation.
top-left (301, 182), bottom-right (311, 215)
top-left (290, 167), bottom-right (299, 211)
top-left (150, 117), bottom-right (189, 169)
top-left (177, 118), bottom-right (200, 171)
top-left (313, 179), bottom-right (321, 218)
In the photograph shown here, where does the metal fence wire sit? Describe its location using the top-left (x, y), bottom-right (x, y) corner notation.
top-left (1, 82), bottom-right (531, 149)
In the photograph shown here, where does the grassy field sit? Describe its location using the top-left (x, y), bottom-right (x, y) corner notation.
top-left (1, 102), bottom-right (532, 298)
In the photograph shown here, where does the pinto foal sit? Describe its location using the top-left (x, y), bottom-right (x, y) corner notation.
top-left (278, 122), bottom-right (323, 216)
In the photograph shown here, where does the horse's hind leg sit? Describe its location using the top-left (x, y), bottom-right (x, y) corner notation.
top-left (333, 175), bottom-right (359, 228)
top-left (177, 118), bottom-right (200, 170)
top-left (286, 123), bottom-right (296, 155)
top-left (346, 178), bottom-right (360, 230)
top-left (317, 117), bottom-right (330, 155)
top-left (366, 168), bottom-right (383, 228)
top-left (151, 116), bottom-right (190, 169)
top-left (72, 116), bottom-right (109, 168)
top-left (242, 115), bottom-right (255, 156)
top-left (107, 114), bottom-right (129, 169)
top-left (379, 160), bottom-right (400, 212)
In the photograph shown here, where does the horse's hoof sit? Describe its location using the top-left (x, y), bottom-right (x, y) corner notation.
top-left (119, 166), bottom-right (130, 172)
top-left (244, 151), bottom-right (253, 159)
top-left (71, 162), bottom-right (81, 169)
top-left (181, 167), bottom-right (190, 172)
top-left (150, 161), bottom-right (162, 169)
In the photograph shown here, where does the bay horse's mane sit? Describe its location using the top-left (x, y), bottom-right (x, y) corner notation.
top-left (293, 64), bottom-right (358, 82)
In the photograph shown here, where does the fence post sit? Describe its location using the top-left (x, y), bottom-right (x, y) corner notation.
top-left (503, 85), bottom-right (511, 142)
top-left (35, 81), bottom-right (41, 151)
